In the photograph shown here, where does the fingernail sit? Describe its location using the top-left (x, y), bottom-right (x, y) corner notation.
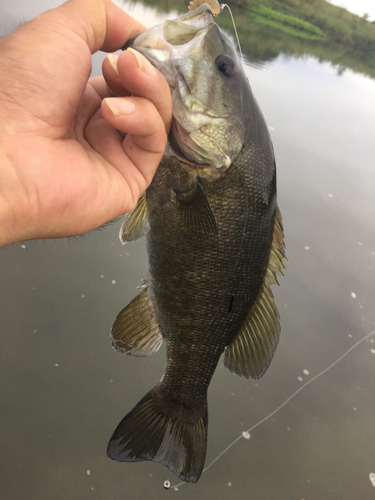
top-left (107, 53), bottom-right (119, 76)
top-left (127, 47), bottom-right (158, 76)
top-left (105, 98), bottom-right (136, 116)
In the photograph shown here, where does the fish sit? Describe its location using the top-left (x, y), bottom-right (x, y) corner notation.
top-left (107, 3), bottom-right (286, 483)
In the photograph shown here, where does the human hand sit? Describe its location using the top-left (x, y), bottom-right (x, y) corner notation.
top-left (0, 0), bottom-right (172, 247)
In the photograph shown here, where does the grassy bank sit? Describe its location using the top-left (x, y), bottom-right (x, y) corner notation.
top-left (240, 0), bottom-right (375, 78)
top-left (128, 0), bottom-right (375, 79)
top-left (250, 4), bottom-right (326, 40)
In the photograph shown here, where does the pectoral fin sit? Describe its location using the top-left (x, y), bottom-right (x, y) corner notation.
top-left (111, 287), bottom-right (163, 356)
top-left (176, 179), bottom-right (218, 236)
top-left (119, 194), bottom-right (149, 244)
top-left (224, 205), bottom-right (286, 379)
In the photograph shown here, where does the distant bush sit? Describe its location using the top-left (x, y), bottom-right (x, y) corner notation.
top-left (137, 0), bottom-right (375, 79)
top-left (250, 5), bottom-right (325, 39)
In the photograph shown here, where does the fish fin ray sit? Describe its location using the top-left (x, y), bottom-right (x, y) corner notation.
top-left (119, 193), bottom-right (149, 244)
top-left (224, 205), bottom-right (286, 379)
top-left (111, 287), bottom-right (163, 356)
top-left (265, 204), bottom-right (287, 285)
top-left (107, 387), bottom-right (208, 483)
top-left (224, 282), bottom-right (280, 379)
top-left (176, 179), bottom-right (218, 236)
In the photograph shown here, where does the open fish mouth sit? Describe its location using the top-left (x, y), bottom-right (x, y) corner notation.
top-left (124, 4), bottom-right (244, 171)
top-left (171, 74), bottom-right (232, 169)
top-left (122, 5), bottom-right (215, 87)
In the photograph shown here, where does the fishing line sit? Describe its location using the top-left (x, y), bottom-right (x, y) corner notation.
top-left (167, 329), bottom-right (375, 490)
top-left (189, 1), bottom-right (244, 66)
top-left (220, 4), bottom-right (245, 67)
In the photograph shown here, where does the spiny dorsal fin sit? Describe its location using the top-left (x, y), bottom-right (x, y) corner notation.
top-left (111, 287), bottom-right (163, 356)
top-left (119, 193), bottom-right (149, 244)
top-left (224, 205), bottom-right (286, 379)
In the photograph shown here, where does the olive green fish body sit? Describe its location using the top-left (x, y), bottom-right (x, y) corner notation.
top-left (147, 141), bottom-right (276, 401)
top-left (107, 4), bottom-right (286, 483)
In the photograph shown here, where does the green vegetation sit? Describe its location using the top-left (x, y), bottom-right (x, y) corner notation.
top-left (125, 0), bottom-right (375, 79)
top-left (250, 5), bottom-right (325, 40)
top-left (234, 0), bottom-right (375, 78)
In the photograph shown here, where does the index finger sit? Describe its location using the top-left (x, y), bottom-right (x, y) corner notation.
top-left (58, 0), bottom-right (146, 53)
top-left (112, 48), bottom-right (173, 133)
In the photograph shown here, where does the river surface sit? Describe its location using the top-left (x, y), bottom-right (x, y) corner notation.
top-left (1, 1), bottom-right (374, 499)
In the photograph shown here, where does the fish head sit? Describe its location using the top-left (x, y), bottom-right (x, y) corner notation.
top-left (126, 4), bottom-right (247, 174)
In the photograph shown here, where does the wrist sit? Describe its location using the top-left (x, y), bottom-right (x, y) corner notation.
top-left (0, 149), bottom-right (29, 247)
top-left (0, 199), bottom-right (13, 248)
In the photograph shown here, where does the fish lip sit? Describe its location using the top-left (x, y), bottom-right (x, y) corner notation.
top-left (122, 33), bottom-right (142, 51)
top-left (168, 138), bottom-right (226, 180)
top-left (169, 137), bottom-right (207, 168)
top-left (121, 44), bottom-right (163, 75)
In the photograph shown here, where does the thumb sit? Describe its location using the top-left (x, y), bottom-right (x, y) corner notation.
top-left (56, 0), bottom-right (146, 53)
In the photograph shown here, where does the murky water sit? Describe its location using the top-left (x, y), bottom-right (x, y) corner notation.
top-left (1, 1), bottom-right (374, 498)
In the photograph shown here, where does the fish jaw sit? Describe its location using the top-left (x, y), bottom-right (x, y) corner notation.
top-left (125, 5), bottom-right (214, 87)
top-left (125, 4), bottom-right (245, 172)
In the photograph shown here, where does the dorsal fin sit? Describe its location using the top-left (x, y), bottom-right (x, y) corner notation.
top-left (265, 205), bottom-right (286, 285)
top-left (224, 205), bottom-right (286, 379)
top-left (119, 193), bottom-right (149, 244)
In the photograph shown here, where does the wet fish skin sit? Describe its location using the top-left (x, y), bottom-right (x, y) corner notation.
top-left (107, 4), bottom-right (285, 483)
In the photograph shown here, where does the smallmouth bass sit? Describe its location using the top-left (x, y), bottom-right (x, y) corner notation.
top-left (107, 4), bottom-right (286, 483)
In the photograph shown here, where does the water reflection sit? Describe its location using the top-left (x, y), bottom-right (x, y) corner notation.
top-left (0, 0), bottom-right (374, 499)
top-left (120, 0), bottom-right (375, 79)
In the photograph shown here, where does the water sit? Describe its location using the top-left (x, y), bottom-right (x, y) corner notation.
top-left (1, 1), bottom-right (374, 498)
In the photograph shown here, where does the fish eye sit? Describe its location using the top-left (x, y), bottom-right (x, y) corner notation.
top-left (215, 54), bottom-right (237, 78)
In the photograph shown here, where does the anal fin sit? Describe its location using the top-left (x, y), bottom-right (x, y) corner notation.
top-left (111, 287), bottom-right (163, 356)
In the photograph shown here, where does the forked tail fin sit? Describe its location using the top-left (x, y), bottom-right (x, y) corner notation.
top-left (107, 387), bottom-right (208, 483)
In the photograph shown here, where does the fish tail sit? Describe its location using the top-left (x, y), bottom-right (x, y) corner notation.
top-left (107, 386), bottom-right (208, 483)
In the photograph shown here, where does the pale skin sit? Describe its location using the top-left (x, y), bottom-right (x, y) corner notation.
top-left (0, 0), bottom-right (173, 247)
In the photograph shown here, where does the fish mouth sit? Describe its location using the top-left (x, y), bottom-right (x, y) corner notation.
top-left (123, 4), bottom-right (242, 172)
top-left (123, 43), bottom-right (231, 170)
top-left (170, 74), bottom-right (232, 169)
top-left (168, 138), bottom-right (222, 180)
top-left (174, 72), bottom-right (227, 119)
